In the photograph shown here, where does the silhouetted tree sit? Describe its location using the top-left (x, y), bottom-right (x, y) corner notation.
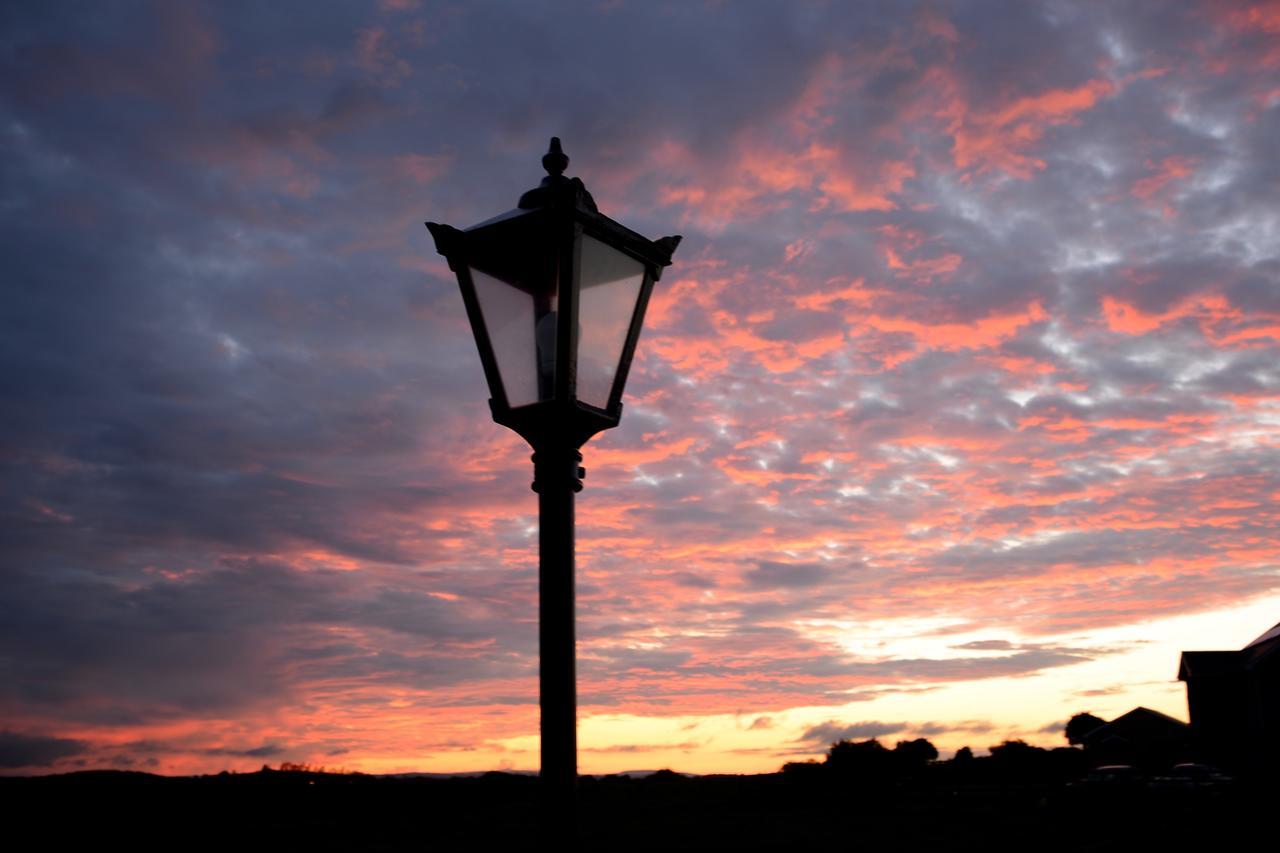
top-left (824, 737), bottom-right (940, 784)
top-left (893, 738), bottom-right (938, 769)
top-left (987, 739), bottom-right (1049, 781)
top-left (825, 738), bottom-right (895, 782)
top-left (985, 739), bottom-right (1088, 783)
top-left (988, 739), bottom-right (1039, 758)
top-left (782, 760), bottom-right (820, 774)
top-left (934, 745), bottom-right (978, 784)
top-left (643, 769), bottom-right (687, 785)
top-left (781, 760), bottom-right (824, 786)
top-left (1065, 712), bottom-right (1107, 745)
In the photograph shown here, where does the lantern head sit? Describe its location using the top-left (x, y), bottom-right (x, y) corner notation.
top-left (428, 138), bottom-right (680, 450)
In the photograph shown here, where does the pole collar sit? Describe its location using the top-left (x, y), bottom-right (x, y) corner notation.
top-left (531, 449), bottom-right (585, 493)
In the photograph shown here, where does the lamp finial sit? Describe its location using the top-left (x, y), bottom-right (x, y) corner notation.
top-left (543, 137), bottom-right (568, 178)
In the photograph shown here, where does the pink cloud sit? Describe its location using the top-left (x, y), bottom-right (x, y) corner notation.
top-left (947, 79), bottom-right (1116, 179)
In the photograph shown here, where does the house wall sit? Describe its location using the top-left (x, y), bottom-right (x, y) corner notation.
top-left (1186, 673), bottom-right (1250, 767)
top-left (1251, 655), bottom-right (1280, 766)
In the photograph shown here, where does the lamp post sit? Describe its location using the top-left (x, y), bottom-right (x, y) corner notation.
top-left (426, 138), bottom-right (680, 833)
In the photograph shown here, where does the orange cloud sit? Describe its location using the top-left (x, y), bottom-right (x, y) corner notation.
top-left (861, 301), bottom-right (1048, 350)
top-left (1100, 295), bottom-right (1167, 334)
top-left (591, 437), bottom-right (698, 468)
top-left (884, 247), bottom-right (963, 282)
top-left (1098, 293), bottom-right (1280, 346)
top-left (1212, 323), bottom-right (1280, 347)
top-left (792, 279), bottom-right (880, 310)
top-left (949, 79), bottom-right (1115, 178)
top-left (981, 353), bottom-right (1057, 377)
top-left (1225, 1), bottom-right (1280, 34)
top-left (1131, 156), bottom-right (1198, 200)
top-left (660, 139), bottom-right (913, 229)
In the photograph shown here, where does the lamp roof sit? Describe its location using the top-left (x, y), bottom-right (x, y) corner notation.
top-left (516, 137), bottom-right (598, 214)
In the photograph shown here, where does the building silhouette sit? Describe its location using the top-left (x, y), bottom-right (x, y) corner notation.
top-left (1179, 620), bottom-right (1280, 773)
top-left (1079, 706), bottom-right (1189, 768)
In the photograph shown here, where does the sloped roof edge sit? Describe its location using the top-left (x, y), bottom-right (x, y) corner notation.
top-left (1115, 706), bottom-right (1188, 727)
top-left (1245, 620), bottom-right (1280, 649)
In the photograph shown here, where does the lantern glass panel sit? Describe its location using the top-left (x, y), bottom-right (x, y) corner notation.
top-left (471, 266), bottom-right (558, 408)
top-left (575, 235), bottom-right (646, 409)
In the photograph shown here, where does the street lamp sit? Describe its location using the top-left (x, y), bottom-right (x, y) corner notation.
top-left (426, 138), bottom-right (680, 831)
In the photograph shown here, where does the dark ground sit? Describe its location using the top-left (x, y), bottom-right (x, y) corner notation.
top-left (3, 766), bottom-right (1269, 851)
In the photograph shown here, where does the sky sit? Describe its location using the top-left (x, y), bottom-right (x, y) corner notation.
top-left (2, 0), bottom-right (1279, 776)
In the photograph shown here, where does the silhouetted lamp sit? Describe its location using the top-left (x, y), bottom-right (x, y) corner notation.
top-left (426, 138), bottom-right (680, 831)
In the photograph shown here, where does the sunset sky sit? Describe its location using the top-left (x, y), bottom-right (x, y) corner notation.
top-left (3, 0), bottom-right (1279, 776)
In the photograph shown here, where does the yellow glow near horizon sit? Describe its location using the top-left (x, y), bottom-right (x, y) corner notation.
top-left (447, 595), bottom-right (1280, 776)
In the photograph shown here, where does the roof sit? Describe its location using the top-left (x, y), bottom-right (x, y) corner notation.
top-left (1246, 621), bottom-right (1280, 649)
top-left (1111, 707), bottom-right (1187, 729)
top-left (1179, 650), bottom-right (1245, 680)
top-left (1083, 707), bottom-right (1188, 746)
top-left (1178, 619), bottom-right (1280, 680)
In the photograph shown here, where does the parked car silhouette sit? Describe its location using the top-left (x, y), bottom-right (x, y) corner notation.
top-left (1149, 763), bottom-right (1233, 790)
top-left (1070, 765), bottom-right (1141, 788)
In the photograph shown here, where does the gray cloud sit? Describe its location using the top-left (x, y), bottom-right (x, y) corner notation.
top-left (798, 720), bottom-right (907, 748)
top-left (0, 730), bottom-right (89, 768)
top-left (203, 743), bottom-right (288, 759)
top-left (952, 640), bottom-right (1018, 651)
top-left (910, 720), bottom-right (996, 737)
top-left (743, 561), bottom-right (831, 590)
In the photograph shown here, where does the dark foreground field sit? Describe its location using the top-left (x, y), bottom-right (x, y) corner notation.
top-left (4, 766), bottom-right (1270, 851)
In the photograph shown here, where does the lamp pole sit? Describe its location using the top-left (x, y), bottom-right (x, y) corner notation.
top-left (533, 444), bottom-right (582, 825)
top-left (426, 138), bottom-right (680, 839)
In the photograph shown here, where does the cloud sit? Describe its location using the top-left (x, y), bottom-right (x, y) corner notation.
top-left (203, 744), bottom-right (288, 759)
top-left (0, 559), bottom-right (537, 726)
top-left (581, 741), bottom-right (702, 754)
top-left (952, 640), bottom-right (1018, 651)
top-left (0, 731), bottom-right (89, 768)
top-left (743, 561), bottom-right (831, 589)
top-left (910, 720), bottom-right (997, 737)
top-left (797, 720), bottom-right (907, 748)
